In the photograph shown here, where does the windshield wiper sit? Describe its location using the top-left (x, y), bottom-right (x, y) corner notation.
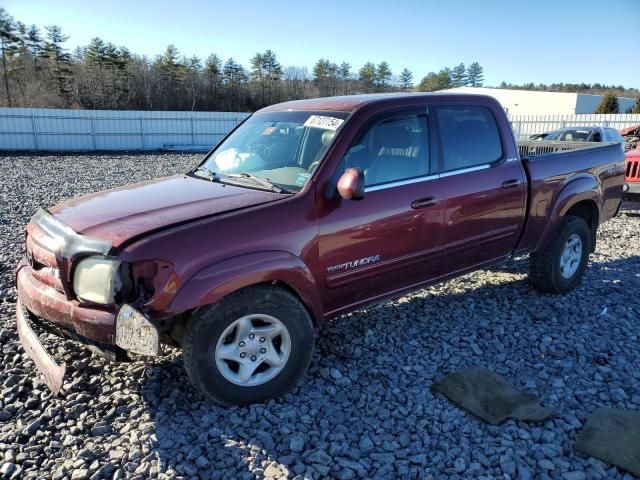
top-left (192, 166), bottom-right (221, 182)
top-left (229, 172), bottom-right (289, 194)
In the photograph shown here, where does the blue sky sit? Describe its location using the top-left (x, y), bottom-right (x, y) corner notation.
top-left (6, 0), bottom-right (639, 88)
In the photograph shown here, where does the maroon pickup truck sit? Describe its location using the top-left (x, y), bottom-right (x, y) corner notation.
top-left (16, 93), bottom-right (624, 405)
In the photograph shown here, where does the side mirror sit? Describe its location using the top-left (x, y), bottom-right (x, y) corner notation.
top-left (337, 168), bottom-right (365, 200)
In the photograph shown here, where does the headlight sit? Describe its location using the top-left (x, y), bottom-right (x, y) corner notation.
top-left (73, 256), bottom-right (121, 304)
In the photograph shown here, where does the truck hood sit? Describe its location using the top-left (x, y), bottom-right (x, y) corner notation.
top-left (48, 175), bottom-right (287, 247)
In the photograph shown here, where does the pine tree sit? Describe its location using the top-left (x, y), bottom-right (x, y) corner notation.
top-left (399, 68), bottom-right (413, 90)
top-left (595, 93), bottom-right (619, 114)
top-left (418, 68), bottom-right (452, 92)
top-left (41, 25), bottom-right (72, 105)
top-left (26, 25), bottom-right (41, 56)
top-left (338, 61), bottom-right (351, 94)
top-left (205, 54), bottom-right (222, 108)
top-left (466, 62), bottom-right (484, 87)
top-left (358, 62), bottom-right (376, 93)
top-left (262, 49), bottom-right (281, 104)
top-left (85, 37), bottom-right (107, 65)
top-left (223, 57), bottom-right (247, 110)
top-left (375, 62), bottom-right (392, 91)
top-left (0, 8), bottom-right (18, 106)
top-left (159, 44), bottom-right (184, 82)
top-left (250, 52), bottom-right (265, 104)
top-left (450, 62), bottom-right (467, 87)
top-left (223, 58), bottom-right (247, 86)
top-left (313, 58), bottom-right (332, 96)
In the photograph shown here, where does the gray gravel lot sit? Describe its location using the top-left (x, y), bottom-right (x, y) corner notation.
top-left (0, 153), bottom-right (639, 480)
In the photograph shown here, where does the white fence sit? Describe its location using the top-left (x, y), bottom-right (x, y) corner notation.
top-left (0, 108), bottom-right (250, 151)
top-left (0, 107), bottom-right (639, 151)
top-left (509, 113), bottom-right (640, 140)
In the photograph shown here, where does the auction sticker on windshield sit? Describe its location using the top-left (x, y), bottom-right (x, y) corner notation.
top-left (304, 115), bottom-right (344, 130)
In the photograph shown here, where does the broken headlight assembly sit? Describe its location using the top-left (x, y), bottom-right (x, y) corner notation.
top-left (72, 255), bottom-right (122, 304)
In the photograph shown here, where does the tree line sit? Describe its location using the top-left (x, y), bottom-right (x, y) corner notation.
top-left (416, 62), bottom-right (485, 91)
top-left (498, 81), bottom-right (639, 99)
top-left (1, 7), bottom-right (637, 113)
top-left (0, 8), bottom-right (423, 112)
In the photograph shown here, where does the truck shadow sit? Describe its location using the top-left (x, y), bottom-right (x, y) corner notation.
top-left (125, 253), bottom-right (639, 479)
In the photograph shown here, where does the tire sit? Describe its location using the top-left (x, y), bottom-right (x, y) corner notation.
top-left (528, 215), bottom-right (591, 294)
top-left (182, 285), bottom-right (315, 406)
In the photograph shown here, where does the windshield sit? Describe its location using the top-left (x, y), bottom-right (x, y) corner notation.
top-left (200, 111), bottom-right (348, 192)
top-left (545, 129), bottom-right (592, 142)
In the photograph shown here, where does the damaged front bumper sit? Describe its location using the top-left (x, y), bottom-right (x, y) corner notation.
top-left (17, 259), bottom-right (116, 344)
top-left (16, 297), bottom-right (66, 395)
top-left (16, 208), bottom-right (165, 394)
top-left (17, 262), bottom-right (162, 393)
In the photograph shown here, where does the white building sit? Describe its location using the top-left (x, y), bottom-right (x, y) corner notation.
top-left (441, 87), bottom-right (637, 115)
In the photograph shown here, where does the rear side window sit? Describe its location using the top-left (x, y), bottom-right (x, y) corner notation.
top-left (436, 106), bottom-right (503, 171)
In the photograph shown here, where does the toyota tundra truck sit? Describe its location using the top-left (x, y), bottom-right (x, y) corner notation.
top-left (15, 93), bottom-right (625, 405)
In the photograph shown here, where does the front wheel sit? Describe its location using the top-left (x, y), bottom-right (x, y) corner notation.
top-left (528, 215), bottom-right (591, 294)
top-left (182, 286), bottom-right (315, 405)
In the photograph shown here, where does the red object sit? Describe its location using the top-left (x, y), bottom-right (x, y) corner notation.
top-left (16, 93), bottom-right (625, 353)
top-left (336, 168), bottom-right (364, 200)
top-left (624, 147), bottom-right (640, 199)
top-left (619, 124), bottom-right (640, 136)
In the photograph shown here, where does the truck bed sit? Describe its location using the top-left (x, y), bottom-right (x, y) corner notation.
top-left (515, 141), bottom-right (625, 253)
top-left (517, 140), bottom-right (616, 158)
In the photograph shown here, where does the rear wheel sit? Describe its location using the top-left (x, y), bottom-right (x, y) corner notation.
top-left (182, 285), bottom-right (315, 405)
top-left (528, 215), bottom-right (591, 294)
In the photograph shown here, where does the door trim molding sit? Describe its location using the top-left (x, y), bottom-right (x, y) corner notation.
top-left (364, 163), bottom-right (492, 193)
top-left (365, 174), bottom-right (439, 193)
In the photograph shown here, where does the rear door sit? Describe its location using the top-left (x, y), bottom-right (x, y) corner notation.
top-left (434, 104), bottom-right (527, 275)
top-left (317, 108), bottom-right (445, 315)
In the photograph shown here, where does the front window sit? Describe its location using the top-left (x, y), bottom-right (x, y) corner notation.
top-left (200, 111), bottom-right (348, 192)
top-left (342, 113), bottom-right (430, 187)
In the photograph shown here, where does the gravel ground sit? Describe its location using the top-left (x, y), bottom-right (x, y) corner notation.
top-left (0, 153), bottom-right (639, 480)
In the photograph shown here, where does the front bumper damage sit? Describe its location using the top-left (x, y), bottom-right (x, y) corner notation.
top-left (15, 209), bottom-right (163, 394)
top-left (16, 298), bottom-right (66, 395)
top-left (16, 293), bottom-right (162, 394)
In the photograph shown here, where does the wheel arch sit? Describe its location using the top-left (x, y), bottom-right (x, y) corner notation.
top-left (537, 174), bottom-right (601, 252)
top-left (168, 251), bottom-right (323, 329)
top-left (564, 199), bottom-right (599, 252)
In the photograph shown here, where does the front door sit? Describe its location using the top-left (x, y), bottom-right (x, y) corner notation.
top-left (317, 110), bottom-right (445, 315)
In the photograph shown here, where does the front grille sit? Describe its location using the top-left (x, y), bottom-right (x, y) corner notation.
top-left (25, 305), bottom-right (77, 340)
top-left (626, 159), bottom-right (639, 180)
top-left (26, 223), bottom-right (65, 294)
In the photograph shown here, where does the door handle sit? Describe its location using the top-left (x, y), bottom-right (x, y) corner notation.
top-left (411, 197), bottom-right (439, 209)
top-left (502, 179), bottom-right (522, 189)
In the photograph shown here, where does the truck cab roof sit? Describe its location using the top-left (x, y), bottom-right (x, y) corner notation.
top-left (258, 92), bottom-right (499, 113)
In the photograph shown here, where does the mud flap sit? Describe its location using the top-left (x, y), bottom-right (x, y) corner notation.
top-left (16, 299), bottom-right (66, 395)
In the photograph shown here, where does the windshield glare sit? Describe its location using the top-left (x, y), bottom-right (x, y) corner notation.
top-left (202, 111), bottom-right (348, 191)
